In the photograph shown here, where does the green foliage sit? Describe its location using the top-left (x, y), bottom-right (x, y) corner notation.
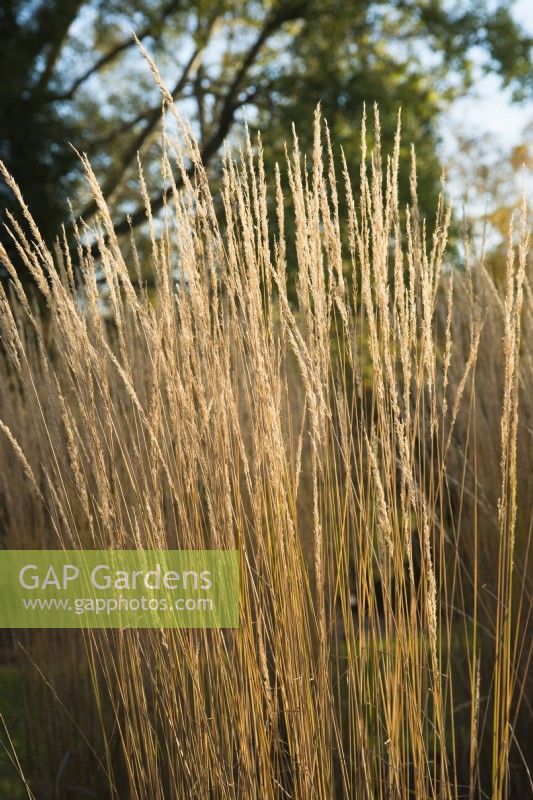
top-left (0, 0), bottom-right (531, 286)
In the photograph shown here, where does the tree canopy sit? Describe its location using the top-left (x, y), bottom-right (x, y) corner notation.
top-left (0, 0), bottom-right (531, 284)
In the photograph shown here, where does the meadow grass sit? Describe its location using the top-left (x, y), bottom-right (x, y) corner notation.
top-left (0, 85), bottom-right (531, 798)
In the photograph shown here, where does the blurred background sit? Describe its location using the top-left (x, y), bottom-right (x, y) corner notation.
top-left (0, 0), bottom-right (532, 289)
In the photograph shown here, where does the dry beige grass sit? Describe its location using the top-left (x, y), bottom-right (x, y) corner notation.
top-left (0, 87), bottom-right (531, 799)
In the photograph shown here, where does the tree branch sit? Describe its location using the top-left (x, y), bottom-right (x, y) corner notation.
top-left (99, 91), bottom-right (250, 242)
top-left (85, 1), bottom-right (309, 247)
top-left (78, 34), bottom-right (212, 221)
top-left (49, 0), bottom-right (182, 101)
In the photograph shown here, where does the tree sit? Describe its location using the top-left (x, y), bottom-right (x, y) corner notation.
top-left (446, 119), bottom-right (532, 283)
top-left (0, 0), bottom-right (531, 286)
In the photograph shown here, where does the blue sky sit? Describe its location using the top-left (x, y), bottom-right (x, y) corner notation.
top-left (441, 0), bottom-right (533, 155)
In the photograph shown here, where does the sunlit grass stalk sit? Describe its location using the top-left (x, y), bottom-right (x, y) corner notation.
top-left (0, 70), bottom-right (531, 799)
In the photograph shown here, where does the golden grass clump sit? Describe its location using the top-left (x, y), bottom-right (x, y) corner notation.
top-left (0, 84), bottom-right (531, 799)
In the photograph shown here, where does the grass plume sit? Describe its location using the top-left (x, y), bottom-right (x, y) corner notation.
top-left (0, 97), bottom-right (531, 799)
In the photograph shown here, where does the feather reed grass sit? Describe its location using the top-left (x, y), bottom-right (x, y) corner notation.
top-left (0, 88), bottom-right (531, 799)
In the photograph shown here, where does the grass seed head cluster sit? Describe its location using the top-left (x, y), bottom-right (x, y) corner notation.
top-left (0, 68), bottom-right (531, 800)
